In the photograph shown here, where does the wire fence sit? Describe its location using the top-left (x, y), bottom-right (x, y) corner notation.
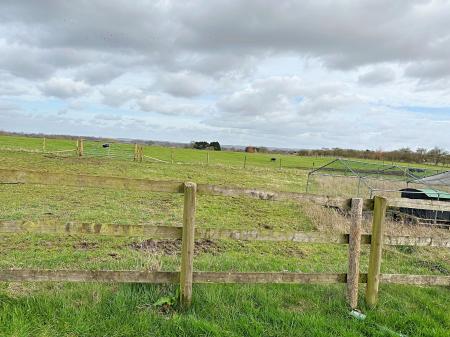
top-left (1, 136), bottom-right (448, 175)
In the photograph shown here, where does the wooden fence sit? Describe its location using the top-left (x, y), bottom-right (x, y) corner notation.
top-left (0, 168), bottom-right (449, 308)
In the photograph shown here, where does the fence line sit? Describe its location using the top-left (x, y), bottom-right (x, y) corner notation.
top-left (1, 170), bottom-right (449, 308)
top-left (1, 220), bottom-right (449, 247)
top-left (1, 168), bottom-right (448, 212)
top-left (1, 270), bottom-right (448, 286)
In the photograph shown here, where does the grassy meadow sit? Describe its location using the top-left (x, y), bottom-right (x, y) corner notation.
top-left (0, 135), bottom-right (449, 336)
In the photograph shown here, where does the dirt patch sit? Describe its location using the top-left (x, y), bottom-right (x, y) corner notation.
top-left (73, 241), bottom-right (99, 250)
top-left (416, 260), bottom-right (449, 275)
top-left (129, 239), bottom-right (221, 256)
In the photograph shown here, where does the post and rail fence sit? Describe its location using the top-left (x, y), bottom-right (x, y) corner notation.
top-left (0, 168), bottom-right (449, 308)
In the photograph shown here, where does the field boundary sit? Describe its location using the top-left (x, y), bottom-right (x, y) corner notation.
top-left (1, 168), bottom-right (449, 211)
top-left (1, 220), bottom-right (449, 247)
top-left (1, 270), bottom-right (449, 286)
top-left (1, 169), bottom-right (449, 308)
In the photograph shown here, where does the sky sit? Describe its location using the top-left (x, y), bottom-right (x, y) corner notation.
top-left (0, 0), bottom-right (449, 150)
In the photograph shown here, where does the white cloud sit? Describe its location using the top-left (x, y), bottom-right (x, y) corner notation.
top-left (40, 78), bottom-right (90, 99)
top-left (138, 94), bottom-right (206, 116)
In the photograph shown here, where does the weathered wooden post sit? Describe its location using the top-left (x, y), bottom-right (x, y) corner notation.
top-left (80, 139), bottom-right (84, 156)
top-left (76, 139), bottom-right (84, 157)
top-left (207, 151), bottom-right (209, 165)
top-left (180, 182), bottom-right (196, 307)
top-left (139, 145), bottom-right (144, 162)
top-left (347, 198), bottom-right (363, 309)
top-left (244, 155), bottom-right (247, 168)
top-left (134, 144), bottom-right (138, 161)
top-left (366, 196), bottom-right (387, 307)
top-left (42, 137), bottom-right (46, 153)
top-left (171, 149), bottom-right (174, 164)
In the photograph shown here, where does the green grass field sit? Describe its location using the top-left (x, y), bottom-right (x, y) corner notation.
top-left (0, 134), bottom-right (445, 173)
top-left (0, 135), bottom-right (449, 336)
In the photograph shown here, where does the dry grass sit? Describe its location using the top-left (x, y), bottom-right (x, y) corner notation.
top-left (309, 174), bottom-right (450, 198)
top-left (301, 200), bottom-right (450, 240)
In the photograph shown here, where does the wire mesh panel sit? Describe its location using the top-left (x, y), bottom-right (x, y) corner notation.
top-left (82, 141), bottom-right (135, 160)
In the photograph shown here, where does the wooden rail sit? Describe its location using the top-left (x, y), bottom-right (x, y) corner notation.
top-left (1, 168), bottom-right (449, 308)
top-left (2, 168), bottom-right (450, 213)
top-left (1, 220), bottom-right (449, 247)
top-left (1, 270), bottom-right (448, 286)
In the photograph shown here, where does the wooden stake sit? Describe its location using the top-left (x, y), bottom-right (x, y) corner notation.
top-left (207, 151), bottom-right (209, 165)
top-left (347, 198), bottom-right (363, 309)
top-left (77, 139), bottom-right (84, 157)
top-left (134, 144), bottom-right (138, 161)
top-left (244, 155), bottom-right (247, 168)
top-left (42, 137), bottom-right (46, 153)
top-left (171, 149), bottom-right (174, 164)
top-left (180, 182), bottom-right (196, 307)
top-left (366, 196), bottom-right (387, 307)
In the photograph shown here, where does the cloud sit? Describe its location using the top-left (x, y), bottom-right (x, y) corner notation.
top-left (358, 67), bottom-right (396, 86)
top-left (404, 61), bottom-right (450, 81)
top-left (157, 71), bottom-right (212, 97)
top-left (100, 87), bottom-right (142, 107)
top-left (138, 94), bottom-right (206, 116)
top-left (0, 1), bottom-right (449, 149)
top-left (40, 77), bottom-right (90, 98)
top-left (75, 63), bottom-right (124, 85)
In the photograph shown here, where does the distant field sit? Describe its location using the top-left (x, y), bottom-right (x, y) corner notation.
top-left (0, 134), bottom-right (445, 173)
top-left (0, 135), bottom-right (449, 337)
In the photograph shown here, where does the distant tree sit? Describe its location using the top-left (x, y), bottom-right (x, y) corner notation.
top-left (427, 147), bottom-right (447, 165)
top-left (192, 141), bottom-right (210, 150)
top-left (258, 146), bottom-right (268, 153)
top-left (416, 148), bottom-right (427, 163)
top-left (209, 141), bottom-right (221, 151)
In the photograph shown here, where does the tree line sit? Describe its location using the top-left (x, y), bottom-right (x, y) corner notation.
top-left (296, 147), bottom-right (449, 166)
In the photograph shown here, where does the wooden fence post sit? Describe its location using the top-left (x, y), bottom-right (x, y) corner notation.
top-left (366, 196), bottom-right (387, 307)
top-left (171, 149), bottom-right (174, 164)
top-left (134, 144), bottom-right (137, 161)
top-left (76, 139), bottom-right (84, 157)
top-left (347, 198), bottom-right (363, 309)
top-left (207, 151), bottom-right (209, 165)
top-left (42, 137), bottom-right (46, 153)
top-left (244, 155), bottom-right (247, 168)
top-left (139, 145), bottom-right (143, 162)
top-left (180, 182), bottom-right (196, 307)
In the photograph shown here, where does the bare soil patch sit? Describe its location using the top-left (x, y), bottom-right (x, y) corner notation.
top-left (129, 239), bottom-right (221, 256)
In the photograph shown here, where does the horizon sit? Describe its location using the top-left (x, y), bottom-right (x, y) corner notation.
top-left (1, 1), bottom-right (450, 150)
top-left (2, 130), bottom-right (449, 154)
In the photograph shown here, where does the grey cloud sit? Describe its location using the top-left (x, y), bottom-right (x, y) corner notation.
top-left (76, 64), bottom-right (123, 85)
top-left (358, 67), bottom-right (396, 86)
top-left (157, 71), bottom-right (212, 97)
top-left (0, 0), bottom-right (450, 79)
top-left (404, 61), bottom-right (450, 80)
top-left (2, 0), bottom-right (450, 84)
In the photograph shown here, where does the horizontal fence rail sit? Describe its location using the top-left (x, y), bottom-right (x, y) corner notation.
top-left (1, 168), bottom-right (449, 212)
top-left (1, 270), bottom-right (448, 286)
top-left (1, 220), bottom-right (449, 247)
